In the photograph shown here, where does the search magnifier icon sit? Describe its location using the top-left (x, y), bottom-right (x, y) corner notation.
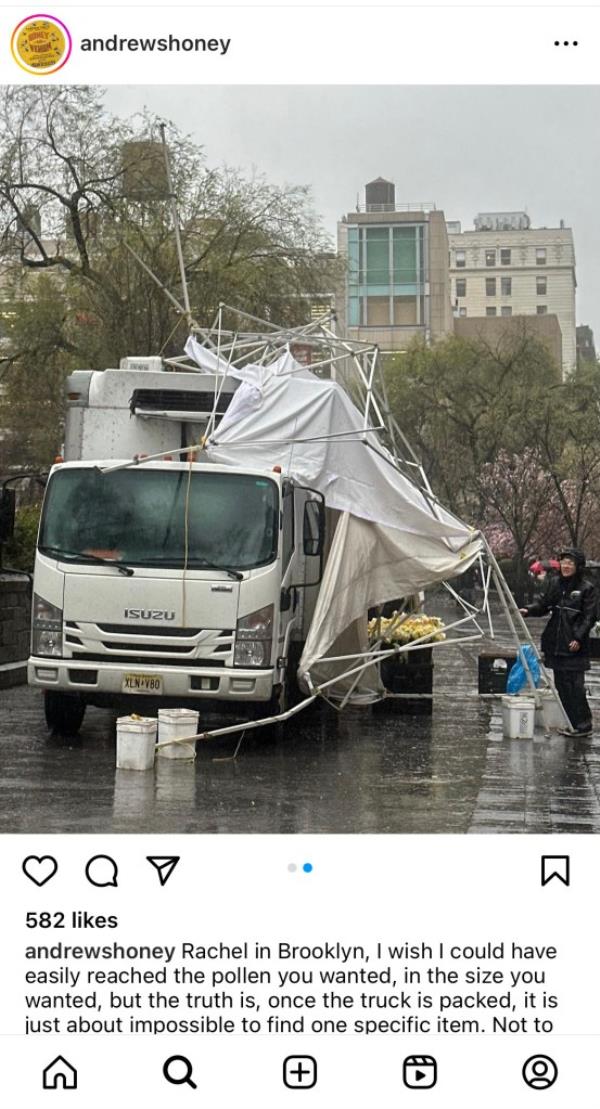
top-left (163, 1055), bottom-right (197, 1089)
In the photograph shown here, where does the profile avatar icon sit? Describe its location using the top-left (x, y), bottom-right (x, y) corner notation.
top-left (11, 14), bottom-right (72, 75)
top-left (522, 1054), bottom-right (558, 1089)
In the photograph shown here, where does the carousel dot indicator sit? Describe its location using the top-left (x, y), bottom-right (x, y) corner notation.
top-left (287, 863), bottom-right (297, 872)
top-left (303, 863), bottom-right (313, 873)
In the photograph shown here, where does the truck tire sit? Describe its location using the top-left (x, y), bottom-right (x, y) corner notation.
top-left (44, 691), bottom-right (86, 734)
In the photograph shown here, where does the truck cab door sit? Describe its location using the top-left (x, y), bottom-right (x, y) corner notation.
top-left (279, 483), bottom-right (298, 654)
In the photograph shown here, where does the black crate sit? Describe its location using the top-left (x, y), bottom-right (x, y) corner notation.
top-left (478, 651), bottom-right (517, 694)
top-left (375, 648), bottom-right (433, 715)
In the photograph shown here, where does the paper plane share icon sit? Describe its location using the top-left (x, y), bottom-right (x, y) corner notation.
top-left (147, 856), bottom-right (180, 887)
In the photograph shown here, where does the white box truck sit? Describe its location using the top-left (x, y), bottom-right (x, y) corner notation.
top-left (28, 361), bottom-right (324, 732)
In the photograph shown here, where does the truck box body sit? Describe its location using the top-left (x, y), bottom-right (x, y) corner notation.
top-left (63, 366), bottom-right (238, 462)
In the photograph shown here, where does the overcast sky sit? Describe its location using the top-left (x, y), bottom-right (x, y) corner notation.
top-left (105, 86), bottom-right (600, 340)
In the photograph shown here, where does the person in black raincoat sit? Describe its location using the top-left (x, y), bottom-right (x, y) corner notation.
top-left (520, 547), bottom-right (596, 737)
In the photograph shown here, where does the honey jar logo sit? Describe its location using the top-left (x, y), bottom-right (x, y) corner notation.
top-left (11, 14), bottom-right (72, 75)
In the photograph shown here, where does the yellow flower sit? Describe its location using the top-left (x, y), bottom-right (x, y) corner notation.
top-left (368, 613), bottom-right (445, 645)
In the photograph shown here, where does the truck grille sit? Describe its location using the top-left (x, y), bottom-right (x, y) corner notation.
top-left (64, 621), bottom-right (234, 666)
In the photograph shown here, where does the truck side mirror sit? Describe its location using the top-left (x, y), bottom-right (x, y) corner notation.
top-left (0, 488), bottom-right (16, 543)
top-left (303, 500), bottom-right (324, 558)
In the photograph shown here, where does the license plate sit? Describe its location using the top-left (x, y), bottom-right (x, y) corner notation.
top-left (122, 673), bottom-right (163, 695)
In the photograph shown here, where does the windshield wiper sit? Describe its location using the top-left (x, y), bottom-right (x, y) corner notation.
top-left (39, 545), bottom-right (135, 577)
top-left (140, 556), bottom-right (243, 580)
top-left (187, 559), bottom-right (243, 581)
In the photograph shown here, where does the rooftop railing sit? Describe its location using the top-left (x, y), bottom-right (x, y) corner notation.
top-left (355, 202), bottom-right (437, 214)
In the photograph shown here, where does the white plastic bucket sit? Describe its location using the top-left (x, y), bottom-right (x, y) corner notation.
top-left (534, 689), bottom-right (569, 731)
top-left (501, 696), bottom-right (535, 739)
top-left (116, 716), bottom-right (157, 770)
top-left (157, 708), bottom-right (199, 760)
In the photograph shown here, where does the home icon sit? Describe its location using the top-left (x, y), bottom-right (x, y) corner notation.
top-left (42, 1055), bottom-right (78, 1090)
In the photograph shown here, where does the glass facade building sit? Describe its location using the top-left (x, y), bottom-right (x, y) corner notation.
top-left (347, 223), bottom-right (427, 327)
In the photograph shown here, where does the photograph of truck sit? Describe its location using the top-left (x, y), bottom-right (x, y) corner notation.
top-left (1, 84), bottom-right (599, 834)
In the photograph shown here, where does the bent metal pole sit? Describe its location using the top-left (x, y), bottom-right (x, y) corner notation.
top-left (160, 122), bottom-right (192, 325)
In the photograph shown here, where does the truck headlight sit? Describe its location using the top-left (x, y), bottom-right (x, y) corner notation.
top-left (234, 604), bottom-right (274, 668)
top-left (32, 594), bottom-right (63, 658)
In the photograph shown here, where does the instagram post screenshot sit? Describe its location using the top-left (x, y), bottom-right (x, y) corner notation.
top-left (0, 3), bottom-right (599, 1106)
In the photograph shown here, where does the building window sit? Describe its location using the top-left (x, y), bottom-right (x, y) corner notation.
top-left (486, 307), bottom-right (497, 317)
top-left (393, 296), bottom-right (418, 325)
top-left (347, 223), bottom-right (425, 328)
top-left (486, 278), bottom-right (496, 296)
top-left (501, 277), bottom-right (512, 296)
top-left (501, 306), bottom-right (512, 317)
top-left (485, 249), bottom-right (496, 267)
top-left (458, 307), bottom-right (467, 317)
top-left (536, 247), bottom-right (547, 265)
top-left (536, 277), bottom-right (547, 295)
top-left (537, 305), bottom-right (548, 315)
top-left (365, 226), bottom-right (391, 285)
top-left (366, 297), bottom-right (391, 326)
top-left (455, 249), bottom-right (466, 268)
top-left (456, 278), bottom-right (466, 298)
top-left (500, 249), bottom-right (511, 265)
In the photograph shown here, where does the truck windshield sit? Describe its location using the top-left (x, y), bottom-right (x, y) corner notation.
top-left (39, 468), bottom-right (279, 571)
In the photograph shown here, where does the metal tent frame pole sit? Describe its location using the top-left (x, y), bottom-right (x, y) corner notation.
top-left (481, 537), bottom-right (569, 725)
top-left (89, 291), bottom-right (573, 728)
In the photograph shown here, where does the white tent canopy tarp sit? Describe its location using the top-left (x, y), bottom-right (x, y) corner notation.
top-left (186, 334), bottom-right (483, 697)
top-left (300, 511), bottom-right (481, 691)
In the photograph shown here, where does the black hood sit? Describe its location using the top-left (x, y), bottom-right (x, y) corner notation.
top-left (558, 547), bottom-right (586, 570)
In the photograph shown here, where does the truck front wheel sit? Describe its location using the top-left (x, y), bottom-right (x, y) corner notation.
top-left (44, 691), bottom-right (86, 734)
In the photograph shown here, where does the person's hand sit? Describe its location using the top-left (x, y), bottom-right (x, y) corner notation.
top-left (519, 608), bottom-right (529, 616)
top-left (569, 640), bottom-right (581, 651)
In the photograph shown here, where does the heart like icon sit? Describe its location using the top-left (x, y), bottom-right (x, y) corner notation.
top-left (22, 855), bottom-right (58, 887)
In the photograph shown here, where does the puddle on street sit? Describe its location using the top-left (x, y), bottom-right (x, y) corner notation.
top-left (1, 603), bottom-right (599, 833)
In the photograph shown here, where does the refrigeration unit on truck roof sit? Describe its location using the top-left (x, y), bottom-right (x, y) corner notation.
top-left (63, 363), bottom-right (239, 462)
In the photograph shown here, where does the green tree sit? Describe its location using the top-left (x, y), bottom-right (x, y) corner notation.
top-left (385, 329), bottom-right (563, 525)
top-left (386, 329), bottom-right (600, 564)
top-left (0, 87), bottom-right (336, 350)
top-left (530, 359), bottom-right (600, 549)
top-left (0, 277), bottom-right (76, 470)
top-left (3, 501), bottom-right (41, 572)
top-left (0, 86), bottom-right (339, 470)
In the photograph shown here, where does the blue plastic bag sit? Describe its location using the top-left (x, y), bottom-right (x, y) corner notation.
top-left (506, 645), bottom-right (541, 694)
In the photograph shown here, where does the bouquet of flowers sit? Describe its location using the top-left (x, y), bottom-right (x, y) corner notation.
top-left (368, 612), bottom-right (446, 646)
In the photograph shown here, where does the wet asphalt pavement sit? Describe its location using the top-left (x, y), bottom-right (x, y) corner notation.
top-left (1, 601), bottom-right (599, 835)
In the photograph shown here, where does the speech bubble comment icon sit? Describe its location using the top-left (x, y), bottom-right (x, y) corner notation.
top-left (85, 855), bottom-right (118, 887)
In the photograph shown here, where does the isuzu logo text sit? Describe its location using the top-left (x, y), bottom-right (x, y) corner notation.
top-left (124, 609), bottom-right (176, 621)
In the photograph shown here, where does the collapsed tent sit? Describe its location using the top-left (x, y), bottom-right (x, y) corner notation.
top-left (185, 332), bottom-right (483, 698)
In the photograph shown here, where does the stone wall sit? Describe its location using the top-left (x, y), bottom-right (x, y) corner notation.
top-left (0, 573), bottom-right (31, 689)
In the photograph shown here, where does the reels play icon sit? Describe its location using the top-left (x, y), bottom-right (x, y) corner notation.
top-left (403, 1055), bottom-right (437, 1089)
